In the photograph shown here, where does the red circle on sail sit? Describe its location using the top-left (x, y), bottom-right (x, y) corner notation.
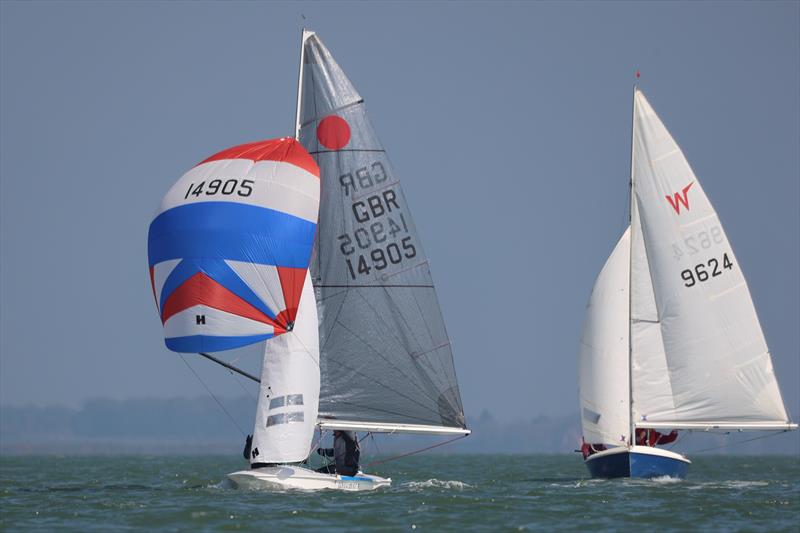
top-left (317, 115), bottom-right (351, 150)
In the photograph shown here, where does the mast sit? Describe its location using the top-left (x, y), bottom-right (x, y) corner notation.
top-left (294, 29), bottom-right (312, 140)
top-left (627, 83), bottom-right (637, 448)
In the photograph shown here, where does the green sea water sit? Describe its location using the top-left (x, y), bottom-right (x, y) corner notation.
top-left (1, 454), bottom-right (798, 532)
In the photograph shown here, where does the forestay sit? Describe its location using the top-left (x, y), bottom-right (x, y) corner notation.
top-left (579, 228), bottom-right (631, 447)
top-left (297, 32), bottom-right (467, 434)
top-left (147, 138), bottom-right (320, 353)
top-left (630, 89), bottom-right (791, 430)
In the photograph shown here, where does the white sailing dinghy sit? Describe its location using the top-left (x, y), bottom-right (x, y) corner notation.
top-left (578, 88), bottom-right (797, 479)
top-left (230, 30), bottom-right (470, 490)
top-left (149, 31), bottom-right (468, 491)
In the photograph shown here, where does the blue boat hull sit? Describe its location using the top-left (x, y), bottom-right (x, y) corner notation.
top-left (585, 447), bottom-right (690, 479)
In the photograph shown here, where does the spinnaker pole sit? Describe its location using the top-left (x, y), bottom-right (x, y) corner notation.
top-left (198, 352), bottom-right (260, 383)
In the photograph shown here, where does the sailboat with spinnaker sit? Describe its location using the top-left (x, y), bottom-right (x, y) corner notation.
top-left (578, 87), bottom-right (797, 479)
top-left (147, 30), bottom-right (468, 491)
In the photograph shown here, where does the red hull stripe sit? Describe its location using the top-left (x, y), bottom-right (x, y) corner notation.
top-left (161, 272), bottom-right (286, 334)
top-left (197, 138), bottom-right (320, 178)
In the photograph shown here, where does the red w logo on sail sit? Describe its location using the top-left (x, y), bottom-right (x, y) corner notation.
top-left (666, 182), bottom-right (694, 214)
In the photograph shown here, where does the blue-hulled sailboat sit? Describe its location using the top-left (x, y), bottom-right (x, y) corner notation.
top-left (577, 88), bottom-right (797, 479)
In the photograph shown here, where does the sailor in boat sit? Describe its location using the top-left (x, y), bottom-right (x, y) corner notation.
top-left (579, 438), bottom-right (607, 460)
top-left (635, 428), bottom-right (678, 447)
top-left (242, 434), bottom-right (253, 461)
top-left (316, 430), bottom-right (361, 476)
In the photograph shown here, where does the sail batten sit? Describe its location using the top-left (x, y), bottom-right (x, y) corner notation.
top-left (299, 33), bottom-right (467, 431)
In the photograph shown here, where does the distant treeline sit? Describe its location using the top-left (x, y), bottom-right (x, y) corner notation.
top-left (1, 397), bottom-right (797, 455)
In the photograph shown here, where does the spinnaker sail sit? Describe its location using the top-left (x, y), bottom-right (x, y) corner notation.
top-left (297, 32), bottom-right (467, 434)
top-left (147, 138), bottom-right (321, 353)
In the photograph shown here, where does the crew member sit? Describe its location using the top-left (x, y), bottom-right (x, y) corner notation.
top-left (316, 430), bottom-right (361, 476)
top-left (635, 428), bottom-right (678, 447)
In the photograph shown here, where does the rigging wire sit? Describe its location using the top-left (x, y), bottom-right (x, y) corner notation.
top-left (309, 428), bottom-right (328, 459)
top-left (367, 431), bottom-right (382, 459)
top-left (179, 353), bottom-right (246, 437)
top-left (363, 434), bottom-right (468, 469)
top-left (230, 369), bottom-right (257, 401)
top-left (686, 430), bottom-right (792, 455)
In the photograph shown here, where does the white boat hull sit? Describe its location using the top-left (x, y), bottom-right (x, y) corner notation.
top-left (227, 465), bottom-right (391, 491)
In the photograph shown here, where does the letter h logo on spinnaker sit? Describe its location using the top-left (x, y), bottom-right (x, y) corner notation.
top-left (666, 182), bottom-right (694, 214)
top-left (196, 315), bottom-right (206, 325)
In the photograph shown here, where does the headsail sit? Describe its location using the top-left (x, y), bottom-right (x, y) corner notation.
top-left (148, 138), bottom-right (320, 352)
top-left (297, 32), bottom-right (468, 434)
top-left (250, 271), bottom-right (320, 465)
top-left (579, 228), bottom-right (631, 447)
top-left (630, 195), bottom-right (675, 426)
top-left (630, 89), bottom-right (792, 430)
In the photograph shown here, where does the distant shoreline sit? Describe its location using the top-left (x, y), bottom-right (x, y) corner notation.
top-left (2, 397), bottom-right (798, 456)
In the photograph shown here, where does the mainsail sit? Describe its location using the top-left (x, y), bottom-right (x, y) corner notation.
top-left (297, 31), bottom-right (468, 434)
top-left (630, 89), bottom-right (792, 430)
top-left (147, 138), bottom-right (321, 353)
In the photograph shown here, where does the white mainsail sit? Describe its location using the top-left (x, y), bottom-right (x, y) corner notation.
top-left (250, 272), bottom-right (320, 464)
top-left (578, 228), bottom-right (631, 447)
top-left (629, 89), bottom-right (792, 431)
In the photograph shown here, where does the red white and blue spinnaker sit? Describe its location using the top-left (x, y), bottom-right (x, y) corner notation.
top-left (147, 137), bottom-right (320, 353)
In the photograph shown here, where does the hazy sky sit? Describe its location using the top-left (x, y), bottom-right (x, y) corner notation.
top-left (1, 1), bottom-right (798, 424)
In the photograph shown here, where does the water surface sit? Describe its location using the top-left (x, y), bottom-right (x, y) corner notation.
top-left (1, 455), bottom-right (797, 531)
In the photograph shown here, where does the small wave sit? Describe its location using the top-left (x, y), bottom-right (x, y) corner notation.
top-left (650, 475), bottom-right (683, 484)
top-left (206, 479), bottom-right (235, 490)
top-left (725, 480), bottom-right (769, 489)
top-left (403, 479), bottom-right (471, 490)
top-left (686, 480), bottom-right (769, 490)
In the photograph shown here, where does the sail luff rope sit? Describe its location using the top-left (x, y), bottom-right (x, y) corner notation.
top-left (179, 354), bottom-right (246, 437)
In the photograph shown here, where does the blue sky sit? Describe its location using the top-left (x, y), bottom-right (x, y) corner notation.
top-left (1, 1), bottom-right (797, 424)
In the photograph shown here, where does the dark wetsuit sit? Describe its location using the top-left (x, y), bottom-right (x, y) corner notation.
top-left (243, 434), bottom-right (253, 460)
top-left (316, 431), bottom-right (360, 476)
